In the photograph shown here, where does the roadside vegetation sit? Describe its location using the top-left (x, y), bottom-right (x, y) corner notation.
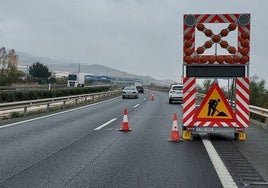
top-left (0, 62), bottom-right (67, 87)
top-left (0, 67), bottom-right (25, 86)
top-left (0, 86), bottom-right (112, 103)
top-left (28, 62), bottom-right (51, 84)
top-left (249, 76), bottom-right (268, 108)
top-left (0, 62), bottom-right (113, 103)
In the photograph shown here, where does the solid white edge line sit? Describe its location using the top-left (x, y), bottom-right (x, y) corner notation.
top-left (133, 104), bottom-right (140, 108)
top-left (0, 97), bottom-right (120, 129)
top-left (94, 118), bottom-right (117, 130)
top-left (200, 133), bottom-right (238, 188)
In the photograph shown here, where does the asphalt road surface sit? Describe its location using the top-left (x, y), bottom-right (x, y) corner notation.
top-left (0, 90), bottom-right (267, 188)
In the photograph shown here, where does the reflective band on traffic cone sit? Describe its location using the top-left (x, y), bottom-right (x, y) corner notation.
top-left (120, 108), bottom-right (131, 131)
top-left (168, 113), bottom-right (180, 142)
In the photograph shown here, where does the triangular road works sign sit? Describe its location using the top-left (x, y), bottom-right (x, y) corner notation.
top-left (194, 83), bottom-right (236, 122)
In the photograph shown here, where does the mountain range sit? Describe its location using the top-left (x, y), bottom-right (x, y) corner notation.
top-left (16, 51), bottom-right (176, 86)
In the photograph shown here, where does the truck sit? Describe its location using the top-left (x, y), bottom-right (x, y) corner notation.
top-left (134, 81), bottom-right (143, 87)
top-left (67, 73), bottom-right (87, 87)
top-left (134, 81), bottom-right (144, 93)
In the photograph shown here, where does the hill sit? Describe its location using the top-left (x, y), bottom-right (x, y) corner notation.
top-left (17, 51), bottom-right (175, 86)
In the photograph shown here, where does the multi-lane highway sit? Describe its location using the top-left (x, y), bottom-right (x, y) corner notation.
top-left (0, 90), bottom-right (267, 188)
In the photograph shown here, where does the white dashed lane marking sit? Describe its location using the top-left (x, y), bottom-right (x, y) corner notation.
top-left (94, 118), bottom-right (117, 130)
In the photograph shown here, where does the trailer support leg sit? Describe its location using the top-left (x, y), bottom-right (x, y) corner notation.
top-left (235, 132), bottom-right (246, 141)
top-left (182, 130), bottom-right (192, 140)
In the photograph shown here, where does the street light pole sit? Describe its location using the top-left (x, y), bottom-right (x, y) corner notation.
top-left (214, 43), bottom-right (218, 83)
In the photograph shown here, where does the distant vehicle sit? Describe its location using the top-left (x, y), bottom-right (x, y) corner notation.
top-left (169, 84), bottom-right (183, 104)
top-left (122, 86), bottom-right (139, 99)
top-left (134, 81), bottom-right (144, 93)
top-left (136, 86), bottom-right (144, 93)
top-left (134, 81), bottom-right (143, 87)
top-left (67, 73), bottom-right (111, 87)
top-left (67, 73), bottom-right (86, 87)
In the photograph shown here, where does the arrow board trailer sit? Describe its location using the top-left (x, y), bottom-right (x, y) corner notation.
top-left (182, 13), bottom-right (250, 140)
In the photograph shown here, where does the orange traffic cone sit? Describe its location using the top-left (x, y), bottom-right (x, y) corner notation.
top-left (168, 113), bottom-right (181, 142)
top-left (120, 108), bottom-right (131, 131)
top-left (151, 93), bottom-right (155, 101)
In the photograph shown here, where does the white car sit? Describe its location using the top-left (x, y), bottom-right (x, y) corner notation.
top-left (169, 84), bottom-right (183, 104)
top-left (122, 86), bottom-right (139, 99)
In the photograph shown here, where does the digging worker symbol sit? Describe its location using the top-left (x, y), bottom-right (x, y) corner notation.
top-left (207, 98), bottom-right (228, 117)
top-left (208, 99), bottom-right (220, 116)
top-left (207, 99), bottom-right (220, 116)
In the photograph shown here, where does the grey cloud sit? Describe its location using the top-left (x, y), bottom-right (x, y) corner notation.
top-left (0, 0), bottom-right (267, 82)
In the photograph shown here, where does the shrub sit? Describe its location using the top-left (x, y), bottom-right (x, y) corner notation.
top-left (0, 86), bottom-right (112, 102)
top-left (10, 112), bottom-right (23, 118)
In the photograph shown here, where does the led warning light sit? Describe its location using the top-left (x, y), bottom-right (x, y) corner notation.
top-left (183, 13), bottom-right (250, 65)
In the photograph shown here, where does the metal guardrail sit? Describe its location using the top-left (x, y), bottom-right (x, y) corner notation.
top-left (0, 84), bottom-right (113, 91)
top-left (0, 90), bottom-right (121, 118)
top-left (249, 105), bottom-right (268, 117)
top-left (0, 90), bottom-right (267, 126)
top-left (0, 84), bottom-right (65, 91)
top-left (249, 105), bottom-right (268, 126)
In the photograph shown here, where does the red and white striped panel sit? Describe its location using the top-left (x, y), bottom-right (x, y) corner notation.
top-left (183, 14), bottom-right (250, 65)
top-left (236, 77), bottom-right (249, 127)
top-left (182, 77), bottom-right (237, 128)
top-left (183, 77), bottom-right (196, 127)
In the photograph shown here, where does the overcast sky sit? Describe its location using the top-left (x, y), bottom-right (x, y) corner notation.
top-left (0, 0), bottom-right (267, 83)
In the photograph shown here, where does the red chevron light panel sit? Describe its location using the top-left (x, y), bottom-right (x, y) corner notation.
top-left (183, 14), bottom-right (250, 65)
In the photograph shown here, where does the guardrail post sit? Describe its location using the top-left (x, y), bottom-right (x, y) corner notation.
top-left (24, 107), bottom-right (27, 117)
top-left (47, 104), bottom-right (50, 112)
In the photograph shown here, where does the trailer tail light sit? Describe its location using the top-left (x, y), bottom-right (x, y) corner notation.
top-left (187, 127), bottom-right (195, 131)
top-left (236, 128), bottom-right (244, 132)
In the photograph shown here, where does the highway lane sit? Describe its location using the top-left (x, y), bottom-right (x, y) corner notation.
top-left (0, 91), bottom-right (222, 187)
top-left (0, 95), bottom-right (145, 183)
top-left (0, 90), bottom-right (266, 187)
